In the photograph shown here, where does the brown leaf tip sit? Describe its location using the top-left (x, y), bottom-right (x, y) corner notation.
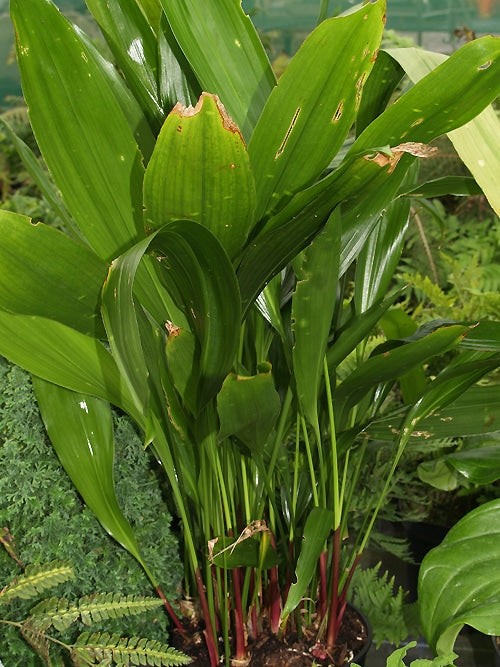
top-left (172, 93), bottom-right (244, 142)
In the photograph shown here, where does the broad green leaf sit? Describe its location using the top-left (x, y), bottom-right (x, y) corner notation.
top-left (356, 38), bottom-right (500, 154)
top-left (292, 208), bottom-right (341, 428)
top-left (326, 288), bottom-right (406, 371)
top-left (354, 186), bottom-right (412, 313)
top-left (157, 14), bottom-right (201, 112)
top-left (335, 325), bottom-right (470, 421)
top-left (209, 536), bottom-right (278, 570)
top-left (165, 326), bottom-right (199, 416)
top-left (11, 0), bottom-right (145, 260)
top-left (0, 211), bottom-right (107, 337)
top-left (355, 49), bottom-right (404, 136)
top-left (365, 385), bottom-right (500, 443)
top-left (33, 378), bottom-right (154, 582)
top-left (401, 356), bottom-right (500, 437)
top-left (248, 0), bottom-right (385, 219)
top-left (101, 237), bottom-right (152, 420)
top-left (459, 320), bottom-right (500, 352)
top-left (445, 445), bottom-right (500, 485)
top-left (86, 0), bottom-right (163, 132)
top-left (418, 499), bottom-right (500, 655)
top-left (418, 458), bottom-right (461, 492)
top-left (401, 176), bottom-right (483, 199)
top-left (103, 221), bottom-right (241, 414)
top-left (160, 0), bottom-right (275, 141)
top-left (0, 310), bottom-right (137, 420)
top-left (386, 46), bottom-right (500, 216)
top-left (143, 93), bottom-right (256, 260)
top-left (281, 507), bottom-right (333, 623)
top-left (217, 363), bottom-right (281, 453)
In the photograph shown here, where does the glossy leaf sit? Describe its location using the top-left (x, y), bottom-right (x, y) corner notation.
top-left (292, 208), bottom-right (341, 428)
top-left (366, 385), bottom-right (500, 443)
top-left (445, 445), bottom-right (500, 485)
top-left (0, 211), bottom-right (107, 337)
top-left (386, 46), bottom-right (500, 216)
top-left (402, 176), bottom-right (483, 199)
top-left (248, 0), bottom-right (385, 219)
top-left (143, 93), bottom-right (256, 260)
top-left (335, 325), bottom-right (470, 420)
top-left (160, 0), bottom-right (275, 141)
top-left (86, 0), bottom-right (163, 132)
top-left (103, 221), bottom-right (241, 414)
top-left (217, 363), bottom-right (281, 453)
top-left (209, 536), bottom-right (278, 570)
top-left (418, 499), bottom-right (500, 654)
top-left (11, 0), bottom-right (145, 260)
top-left (0, 310), bottom-right (137, 419)
top-left (281, 507), bottom-right (333, 623)
top-left (33, 378), bottom-right (154, 581)
top-left (459, 321), bottom-right (500, 352)
top-left (354, 185), bottom-right (412, 313)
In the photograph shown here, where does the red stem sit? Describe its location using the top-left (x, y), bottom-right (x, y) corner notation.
top-left (318, 550), bottom-right (328, 621)
top-left (232, 568), bottom-right (246, 660)
top-left (195, 566), bottom-right (220, 666)
top-left (155, 585), bottom-right (185, 634)
top-left (268, 564), bottom-right (282, 634)
top-left (325, 527), bottom-right (341, 648)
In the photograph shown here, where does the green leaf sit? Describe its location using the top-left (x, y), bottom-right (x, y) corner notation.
top-left (103, 221), bottom-right (241, 414)
top-left (248, 0), bottom-right (385, 219)
top-left (354, 186), bottom-right (412, 313)
top-left (445, 445), bottom-right (500, 485)
top-left (86, 0), bottom-right (163, 132)
top-left (209, 535), bottom-right (279, 570)
top-left (11, 0), bottom-right (145, 260)
top-left (143, 93), bottom-right (256, 260)
top-left (0, 211), bottom-right (107, 337)
top-left (160, 0), bottom-right (275, 141)
top-left (418, 499), bottom-right (500, 655)
top-left (292, 208), bottom-right (341, 429)
top-left (402, 176), bottom-right (483, 199)
top-left (365, 385), bottom-right (500, 443)
top-left (0, 310), bottom-right (137, 418)
top-left (73, 631), bottom-right (191, 665)
top-left (217, 362), bottom-right (281, 453)
top-left (281, 507), bottom-right (333, 623)
top-left (386, 45), bottom-right (500, 216)
top-left (335, 325), bottom-right (470, 422)
top-left (459, 321), bottom-right (500, 352)
top-left (33, 379), bottom-right (154, 582)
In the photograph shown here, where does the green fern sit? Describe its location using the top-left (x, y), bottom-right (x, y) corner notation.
top-left (30, 593), bottom-right (165, 632)
top-left (71, 632), bottom-right (192, 666)
top-left (350, 563), bottom-right (419, 647)
top-left (0, 560), bottom-right (73, 603)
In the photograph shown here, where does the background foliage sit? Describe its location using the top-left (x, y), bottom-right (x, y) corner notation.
top-left (0, 357), bottom-right (182, 666)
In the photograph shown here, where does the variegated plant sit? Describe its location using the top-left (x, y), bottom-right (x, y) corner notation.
top-left (0, 0), bottom-right (499, 664)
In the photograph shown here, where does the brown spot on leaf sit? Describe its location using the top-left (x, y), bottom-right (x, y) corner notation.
top-left (478, 60), bottom-right (491, 70)
top-left (332, 101), bottom-right (344, 122)
top-left (165, 320), bottom-right (181, 337)
top-left (364, 142), bottom-right (438, 173)
top-left (275, 107), bottom-right (301, 159)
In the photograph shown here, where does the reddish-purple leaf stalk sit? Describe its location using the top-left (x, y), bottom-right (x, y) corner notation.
top-left (232, 568), bottom-right (246, 660)
top-left (155, 585), bottom-right (185, 634)
top-left (326, 526), bottom-right (342, 648)
top-left (195, 566), bottom-right (219, 667)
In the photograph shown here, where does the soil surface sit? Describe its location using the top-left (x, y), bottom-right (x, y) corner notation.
top-left (171, 606), bottom-right (368, 666)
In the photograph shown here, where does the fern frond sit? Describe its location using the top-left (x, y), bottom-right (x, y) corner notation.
top-left (20, 619), bottom-right (51, 665)
top-left (0, 561), bottom-right (73, 603)
top-left (30, 596), bottom-right (80, 632)
top-left (77, 593), bottom-right (164, 627)
top-left (71, 632), bottom-right (192, 666)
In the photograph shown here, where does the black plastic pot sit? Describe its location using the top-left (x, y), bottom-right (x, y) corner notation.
top-left (348, 604), bottom-right (373, 667)
top-left (493, 635), bottom-right (500, 667)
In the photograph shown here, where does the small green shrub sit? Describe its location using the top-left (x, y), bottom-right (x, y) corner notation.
top-left (0, 358), bottom-right (183, 666)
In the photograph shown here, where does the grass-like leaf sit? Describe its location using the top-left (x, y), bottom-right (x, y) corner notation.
top-left (0, 561), bottom-right (73, 603)
top-left (71, 631), bottom-right (192, 666)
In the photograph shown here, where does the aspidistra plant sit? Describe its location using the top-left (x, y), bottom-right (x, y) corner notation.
top-left (1, 0), bottom-right (499, 664)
